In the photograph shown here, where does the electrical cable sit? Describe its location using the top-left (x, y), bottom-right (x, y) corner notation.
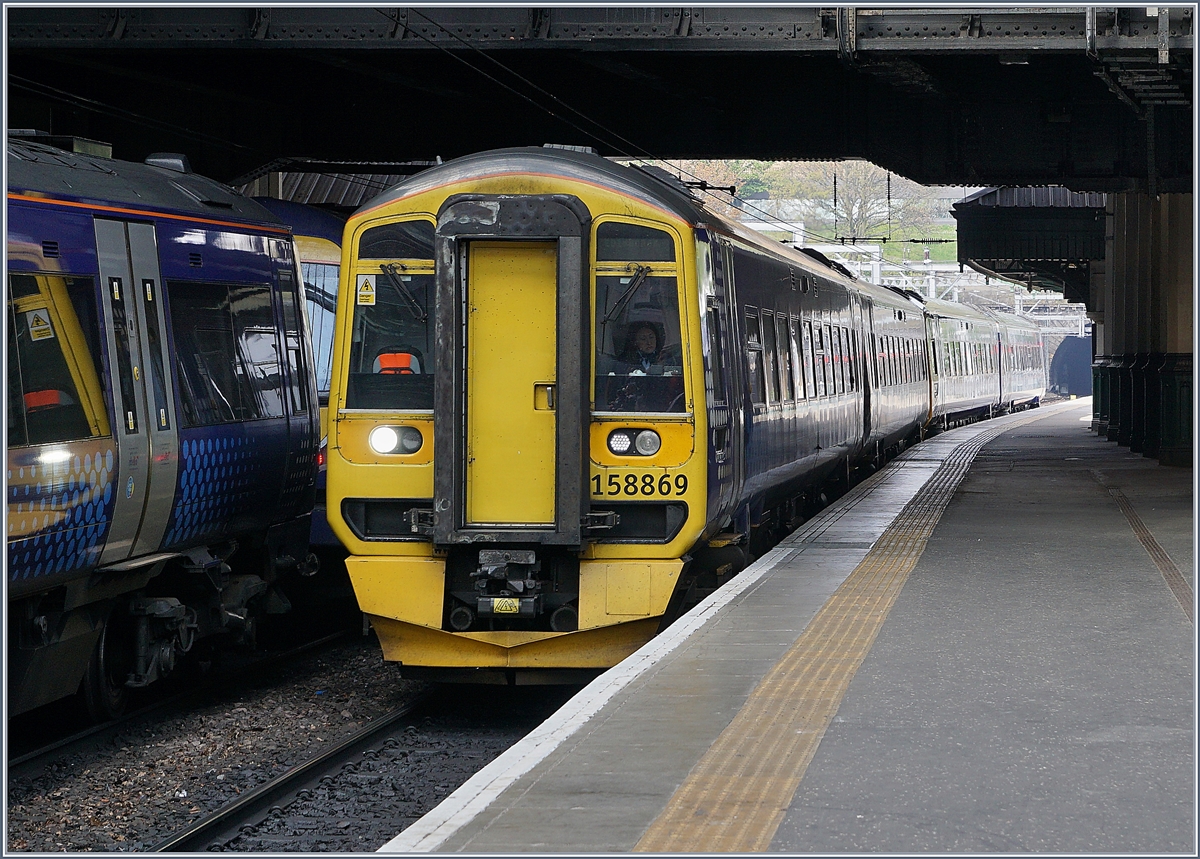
top-left (9, 76), bottom-right (259, 154)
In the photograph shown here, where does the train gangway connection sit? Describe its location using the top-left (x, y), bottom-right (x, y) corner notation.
top-left (380, 397), bottom-right (1193, 854)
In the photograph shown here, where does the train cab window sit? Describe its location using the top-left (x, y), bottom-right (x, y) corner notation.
top-left (743, 309), bottom-right (766, 407)
top-left (169, 282), bottom-right (286, 426)
top-left (777, 315), bottom-right (794, 402)
top-left (594, 221), bottom-right (684, 412)
top-left (347, 218), bottom-right (435, 411)
top-left (7, 274), bottom-right (110, 446)
top-left (761, 311), bottom-right (780, 404)
top-left (596, 222), bottom-right (675, 262)
top-left (302, 260), bottom-right (339, 399)
top-left (358, 220), bottom-right (435, 260)
top-left (801, 321), bottom-right (816, 399)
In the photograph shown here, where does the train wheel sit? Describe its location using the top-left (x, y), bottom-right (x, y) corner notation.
top-left (79, 613), bottom-right (132, 722)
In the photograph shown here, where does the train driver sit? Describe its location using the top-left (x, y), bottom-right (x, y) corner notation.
top-left (622, 322), bottom-right (666, 374)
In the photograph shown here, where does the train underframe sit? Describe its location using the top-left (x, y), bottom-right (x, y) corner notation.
top-left (8, 519), bottom-right (316, 720)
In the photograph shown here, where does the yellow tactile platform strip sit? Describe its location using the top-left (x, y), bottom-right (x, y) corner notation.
top-left (1091, 470), bottom-right (1194, 624)
top-left (635, 413), bottom-right (1052, 853)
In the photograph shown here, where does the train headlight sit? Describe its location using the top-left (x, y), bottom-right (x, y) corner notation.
top-left (634, 430), bottom-right (662, 456)
top-left (369, 425), bottom-right (423, 455)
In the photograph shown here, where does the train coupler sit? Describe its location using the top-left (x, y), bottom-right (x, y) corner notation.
top-left (471, 550), bottom-right (547, 617)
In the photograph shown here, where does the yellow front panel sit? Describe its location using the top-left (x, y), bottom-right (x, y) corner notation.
top-left (466, 241), bottom-right (557, 525)
top-left (578, 559), bottom-right (683, 629)
top-left (344, 555), bottom-right (445, 627)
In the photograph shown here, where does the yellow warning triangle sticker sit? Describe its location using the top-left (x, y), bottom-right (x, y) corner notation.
top-left (356, 275), bottom-right (376, 306)
top-left (26, 310), bottom-right (55, 340)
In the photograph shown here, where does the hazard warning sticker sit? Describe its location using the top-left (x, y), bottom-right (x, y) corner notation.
top-left (356, 275), bottom-right (376, 306)
top-left (25, 310), bottom-right (55, 341)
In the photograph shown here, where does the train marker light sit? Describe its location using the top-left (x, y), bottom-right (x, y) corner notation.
top-left (607, 430), bottom-right (633, 454)
top-left (634, 430), bottom-right (662, 456)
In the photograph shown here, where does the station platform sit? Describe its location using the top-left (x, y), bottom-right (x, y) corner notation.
top-left (382, 398), bottom-right (1194, 854)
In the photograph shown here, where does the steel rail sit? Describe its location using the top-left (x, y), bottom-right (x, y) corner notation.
top-left (152, 692), bottom-right (435, 852)
top-left (8, 630), bottom-right (353, 773)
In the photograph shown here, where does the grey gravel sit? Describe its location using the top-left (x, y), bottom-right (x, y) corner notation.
top-left (7, 636), bottom-right (428, 852)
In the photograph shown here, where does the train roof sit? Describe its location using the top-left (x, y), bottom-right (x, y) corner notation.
top-left (356, 146), bottom-right (878, 286)
top-left (355, 145), bottom-right (708, 225)
top-left (252, 197), bottom-right (345, 245)
top-left (7, 139), bottom-right (283, 228)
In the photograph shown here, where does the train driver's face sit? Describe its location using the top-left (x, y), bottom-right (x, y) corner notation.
top-left (635, 328), bottom-right (657, 355)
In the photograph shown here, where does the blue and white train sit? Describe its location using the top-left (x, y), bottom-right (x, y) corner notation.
top-left (7, 140), bottom-right (319, 718)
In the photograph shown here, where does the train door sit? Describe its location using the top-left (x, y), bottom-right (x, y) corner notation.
top-left (465, 241), bottom-right (558, 526)
top-left (707, 239), bottom-right (741, 520)
top-left (855, 297), bottom-right (872, 449)
top-left (431, 195), bottom-right (590, 546)
top-left (94, 219), bottom-right (179, 563)
top-left (924, 314), bottom-right (941, 423)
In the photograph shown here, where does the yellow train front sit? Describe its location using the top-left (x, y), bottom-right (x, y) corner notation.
top-left (327, 148), bottom-right (712, 680)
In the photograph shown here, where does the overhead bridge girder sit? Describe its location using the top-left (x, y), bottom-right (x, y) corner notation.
top-left (6, 7), bottom-right (1192, 189)
top-left (7, 7), bottom-right (1194, 53)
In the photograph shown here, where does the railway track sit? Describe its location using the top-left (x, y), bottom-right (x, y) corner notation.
top-left (153, 692), bottom-right (437, 851)
top-left (8, 630), bottom-right (355, 777)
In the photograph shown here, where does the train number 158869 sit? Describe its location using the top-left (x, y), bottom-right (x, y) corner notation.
top-left (591, 473), bottom-right (688, 497)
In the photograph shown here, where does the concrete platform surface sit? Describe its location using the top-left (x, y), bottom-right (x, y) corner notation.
top-left (381, 398), bottom-right (1194, 854)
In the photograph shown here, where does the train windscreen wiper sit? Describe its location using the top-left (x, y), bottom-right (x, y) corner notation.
top-left (600, 264), bottom-right (651, 324)
top-left (379, 263), bottom-right (427, 322)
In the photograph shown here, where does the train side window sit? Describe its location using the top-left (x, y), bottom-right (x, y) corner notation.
top-left (7, 274), bottom-right (110, 445)
top-left (705, 307), bottom-right (727, 404)
top-left (302, 260), bottom-right (339, 399)
top-left (761, 311), bottom-right (779, 404)
top-left (830, 327), bottom-right (844, 394)
top-left (169, 281), bottom-right (282, 426)
top-left (782, 316), bottom-right (801, 400)
top-left (801, 320), bottom-right (816, 399)
top-left (774, 315), bottom-right (793, 402)
top-left (744, 308), bottom-right (765, 406)
top-left (813, 324), bottom-right (828, 397)
top-left (231, 286), bottom-right (286, 419)
top-left (843, 326), bottom-right (856, 391)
